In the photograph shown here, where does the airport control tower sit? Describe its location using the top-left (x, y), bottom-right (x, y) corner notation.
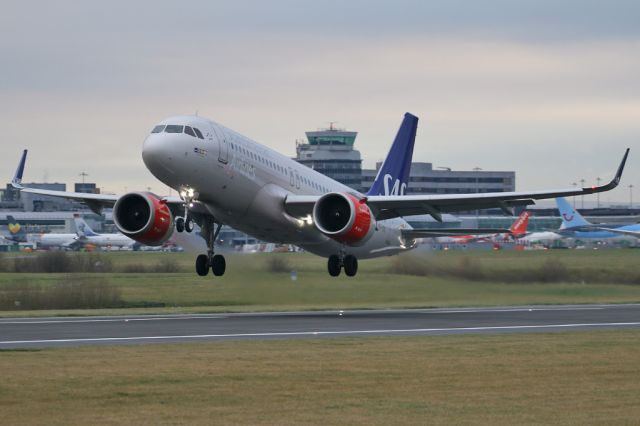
top-left (294, 123), bottom-right (362, 191)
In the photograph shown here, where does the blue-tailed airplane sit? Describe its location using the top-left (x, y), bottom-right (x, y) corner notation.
top-left (556, 197), bottom-right (640, 239)
top-left (10, 113), bottom-right (630, 277)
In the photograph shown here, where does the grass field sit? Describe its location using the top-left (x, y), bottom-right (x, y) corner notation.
top-left (1, 330), bottom-right (640, 425)
top-left (0, 249), bottom-right (639, 316)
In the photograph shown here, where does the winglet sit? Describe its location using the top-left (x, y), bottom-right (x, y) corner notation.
top-left (11, 149), bottom-right (28, 188)
top-left (589, 148), bottom-right (629, 192)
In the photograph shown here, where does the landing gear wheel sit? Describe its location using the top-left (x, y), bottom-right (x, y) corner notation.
top-left (195, 254), bottom-right (209, 276)
top-left (343, 255), bottom-right (358, 277)
top-left (176, 217), bottom-right (185, 233)
top-left (328, 255), bottom-right (341, 277)
top-left (185, 218), bottom-right (194, 233)
top-left (211, 254), bottom-right (226, 276)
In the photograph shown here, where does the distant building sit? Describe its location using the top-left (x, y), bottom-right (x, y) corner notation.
top-left (294, 123), bottom-right (362, 191)
top-left (20, 183), bottom-right (80, 212)
top-left (74, 182), bottom-right (100, 194)
top-left (362, 162), bottom-right (515, 195)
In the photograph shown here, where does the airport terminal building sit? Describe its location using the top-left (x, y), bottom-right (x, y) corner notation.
top-left (293, 123), bottom-right (515, 195)
top-left (362, 162), bottom-right (515, 195)
top-left (294, 124), bottom-right (363, 191)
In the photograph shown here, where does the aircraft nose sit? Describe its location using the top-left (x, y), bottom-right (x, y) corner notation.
top-left (142, 134), bottom-right (175, 178)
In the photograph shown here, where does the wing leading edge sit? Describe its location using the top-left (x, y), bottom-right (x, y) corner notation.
top-left (285, 148), bottom-right (630, 222)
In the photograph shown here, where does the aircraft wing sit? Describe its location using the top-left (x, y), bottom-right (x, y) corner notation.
top-left (285, 149), bottom-right (629, 221)
top-left (594, 227), bottom-right (640, 238)
top-left (400, 228), bottom-right (510, 239)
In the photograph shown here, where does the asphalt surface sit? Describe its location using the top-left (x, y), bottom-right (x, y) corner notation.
top-left (1, 304), bottom-right (640, 348)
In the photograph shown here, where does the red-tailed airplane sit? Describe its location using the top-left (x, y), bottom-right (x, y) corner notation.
top-left (11, 113), bottom-right (629, 277)
top-left (435, 210), bottom-right (531, 244)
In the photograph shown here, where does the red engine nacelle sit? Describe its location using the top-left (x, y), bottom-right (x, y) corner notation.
top-left (113, 192), bottom-right (174, 246)
top-left (312, 192), bottom-right (375, 245)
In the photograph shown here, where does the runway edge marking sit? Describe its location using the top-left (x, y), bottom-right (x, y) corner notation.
top-left (2, 321), bottom-right (640, 345)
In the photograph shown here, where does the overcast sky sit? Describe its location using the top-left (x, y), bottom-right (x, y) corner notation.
top-left (1, 0), bottom-right (638, 205)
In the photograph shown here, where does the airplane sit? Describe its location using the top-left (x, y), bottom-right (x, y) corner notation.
top-left (434, 210), bottom-right (530, 244)
top-left (555, 197), bottom-right (640, 239)
top-left (10, 113), bottom-right (630, 277)
top-left (73, 213), bottom-right (208, 252)
top-left (1, 215), bottom-right (80, 249)
top-left (73, 214), bottom-right (139, 250)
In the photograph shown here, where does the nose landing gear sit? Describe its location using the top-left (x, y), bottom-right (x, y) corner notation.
top-left (327, 253), bottom-right (358, 277)
top-left (176, 188), bottom-right (196, 233)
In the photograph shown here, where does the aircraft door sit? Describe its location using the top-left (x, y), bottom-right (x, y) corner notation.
top-left (295, 170), bottom-right (300, 189)
top-left (213, 127), bottom-right (228, 164)
top-left (289, 168), bottom-right (294, 187)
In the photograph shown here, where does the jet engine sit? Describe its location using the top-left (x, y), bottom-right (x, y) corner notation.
top-left (113, 192), bottom-right (174, 246)
top-left (312, 192), bottom-right (375, 245)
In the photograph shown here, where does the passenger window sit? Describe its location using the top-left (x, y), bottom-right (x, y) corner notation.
top-left (165, 125), bottom-right (184, 133)
top-left (184, 126), bottom-right (196, 137)
top-left (151, 125), bottom-right (165, 133)
top-left (193, 128), bottom-right (204, 139)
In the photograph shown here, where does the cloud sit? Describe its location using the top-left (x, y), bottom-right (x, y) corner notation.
top-left (0, 1), bottom-right (638, 201)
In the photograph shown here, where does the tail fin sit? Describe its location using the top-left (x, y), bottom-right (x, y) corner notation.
top-left (556, 197), bottom-right (590, 229)
top-left (73, 214), bottom-right (99, 237)
top-left (509, 211), bottom-right (530, 236)
top-left (4, 215), bottom-right (27, 242)
top-left (366, 113), bottom-right (418, 196)
top-left (11, 150), bottom-right (28, 187)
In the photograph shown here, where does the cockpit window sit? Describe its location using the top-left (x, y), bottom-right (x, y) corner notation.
top-left (184, 126), bottom-right (196, 137)
top-left (151, 125), bottom-right (165, 133)
top-left (193, 127), bottom-right (204, 139)
top-left (165, 125), bottom-right (184, 133)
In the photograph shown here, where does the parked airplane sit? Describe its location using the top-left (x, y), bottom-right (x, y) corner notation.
top-left (1, 215), bottom-right (80, 249)
top-left (10, 113), bottom-right (629, 277)
top-left (517, 230), bottom-right (563, 245)
top-left (556, 197), bottom-right (640, 239)
top-left (73, 213), bottom-right (207, 252)
top-left (73, 215), bottom-right (138, 249)
top-left (435, 210), bottom-right (531, 244)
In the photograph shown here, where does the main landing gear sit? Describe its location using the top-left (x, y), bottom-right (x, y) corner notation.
top-left (327, 253), bottom-right (358, 277)
top-left (195, 219), bottom-right (225, 277)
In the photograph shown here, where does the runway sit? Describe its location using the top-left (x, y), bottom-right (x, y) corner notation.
top-left (1, 304), bottom-right (640, 348)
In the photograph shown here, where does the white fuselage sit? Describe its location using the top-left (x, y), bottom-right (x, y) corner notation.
top-left (29, 233), bottom-right (78, 249)
top-left (142, 116), bottom-right (415, 259)
top-left (517, 232), bottom-right (562, 244)
top-left (83, 234), bottom-right (136, 249)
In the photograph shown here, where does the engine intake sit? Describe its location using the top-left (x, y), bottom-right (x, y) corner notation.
top-left (113, 192), bottom-right (173, 246)
top-left (312, 192), bottom-right (374, 245)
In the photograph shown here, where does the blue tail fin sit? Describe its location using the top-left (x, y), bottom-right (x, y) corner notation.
top-left (73, 214), bottom-right (99, 237)
top-left (11, 149), bottom-right (28, 187)
top-left (366, 113), bottom-right (418, 196)
top-left (556, 197), bottom-right (591, 229)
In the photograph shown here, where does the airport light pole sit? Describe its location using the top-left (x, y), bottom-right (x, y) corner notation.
top-left (572, 182), bottom-right (577, 208)
top-left (631, 184), bottom-right (635, 209)
top-left (596, 177), bottom-right (601, 208)
top-left (580, 178), bottom-right (585, 209)
top-left (79, 172), bottom-right (88, 184)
